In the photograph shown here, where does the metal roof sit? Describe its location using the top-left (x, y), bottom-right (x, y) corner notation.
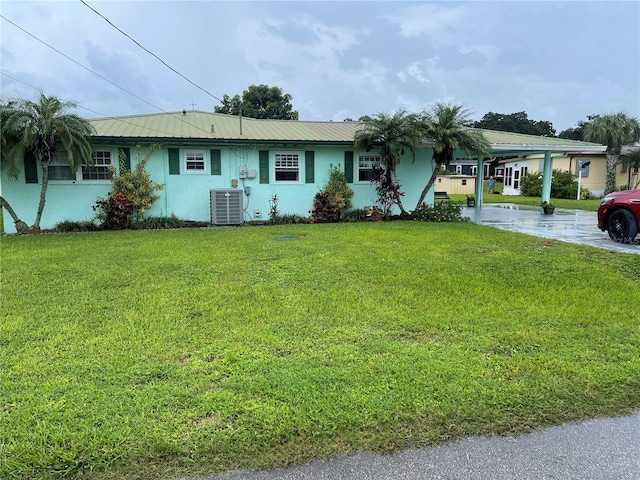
top-left (88, 111), bottom-right (607, 153)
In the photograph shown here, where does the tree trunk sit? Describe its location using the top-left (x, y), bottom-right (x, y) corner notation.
top-left (415, 165), bottom-right (439, 209)
top-left (604, 154), bottom-right (618, 195)
top-left (387, 167), bottom-right (407, 215)
top-left (0, 196), bottom-right (29, 233)
top-left (31, 161), bottom-right (50, 231)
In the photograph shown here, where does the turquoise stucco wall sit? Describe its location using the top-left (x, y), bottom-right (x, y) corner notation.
top-left (1, 144), bottom-right (436, 233)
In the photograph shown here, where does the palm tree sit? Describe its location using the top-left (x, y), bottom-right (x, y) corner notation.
top-left (354, 109), bottom-right (422, 215)
top-left (583, 112), bottom-right (640, 194)
top-left (1, 92), bottom-right (95, 231)
top-left (415, 103), bottom-right (491, 209)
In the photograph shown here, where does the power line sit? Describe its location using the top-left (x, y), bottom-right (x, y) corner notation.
top-left (79, 0), bottom-right (223, 104)
top-left (0, 71), bottom-right (200, 138)
top-left (0, 14), bottom-right (215, 137)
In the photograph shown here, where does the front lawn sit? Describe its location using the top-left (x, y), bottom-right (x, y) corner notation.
top-left (2, 224), bottom-right (639, 480)
top-left (450, 193), bottom-right (602, 211)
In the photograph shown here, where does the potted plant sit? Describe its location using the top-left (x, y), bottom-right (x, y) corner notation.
top-left (541, 201), bottom-right (555, 215)
top-left (466, 195), bottom-right (476, 207)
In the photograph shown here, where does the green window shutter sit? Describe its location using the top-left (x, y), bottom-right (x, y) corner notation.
top-left (344, 151), bottom-right (354, 183)
top-left (621, 160), bottom-right (628, 173)
top-left (168, 148), bottom-right (180, 175)
top-left (24, 152), bottom-right (38, 184)
top-left (120, 147), bottom-right (131, 172)
top-left (259, 150), bottom-right (269, 184)
top-left (305, 150), bottom-right (315, 184)
top-left (210, 149), bottom-right (222, 175)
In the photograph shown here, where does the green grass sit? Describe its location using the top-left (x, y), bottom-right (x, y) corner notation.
top-left (450, 193), bottom-right (602, 211)
top-left (2, 224), bottom-right (639, 480)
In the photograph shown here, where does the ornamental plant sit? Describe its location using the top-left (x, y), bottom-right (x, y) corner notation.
top-left (311, 191), bottom-right (345, 223)
top-left (93, 192), bottom-right (135, 230)
top-left (109, 145), bottom-right (164, 220)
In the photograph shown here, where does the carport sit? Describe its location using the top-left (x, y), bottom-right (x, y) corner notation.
top-left (467, 130), bottom-right (607, 207)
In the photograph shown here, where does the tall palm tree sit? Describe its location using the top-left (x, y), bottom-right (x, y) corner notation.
top-left (354, 109), bottom-right (422, 215)
top-left (415, 103), bottom-right (491, 209)
top-left (583, 112), bottom-right (640, 194)
top-left (1, 92), bottom-right (95, 231)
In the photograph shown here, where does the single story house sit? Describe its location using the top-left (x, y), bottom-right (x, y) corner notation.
top-left (499, 150), bottom-right (633, 197)
top-left (0, 112), bottom-right (607, 233)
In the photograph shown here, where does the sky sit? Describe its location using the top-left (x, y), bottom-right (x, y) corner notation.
top-left (1, 0), bottom-right (639, 133)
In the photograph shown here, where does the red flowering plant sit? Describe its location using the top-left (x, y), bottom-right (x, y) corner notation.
top-left (310, 190), bottom-right (346, 223)
top-left (93, 192), bottom-right (135, 230)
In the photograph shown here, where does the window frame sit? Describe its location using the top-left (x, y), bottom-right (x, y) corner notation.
top-left (273, 151), bottom-right (301, 183)
top-left (47, 149), bottom-right (116, 183)
top-left (81, 150), bottom-right (113, 181)
top-left (357, 153), bottom-right (381, 183)
top-left (575, 158), bottom-right (590, 178)
top-left (184, 150), bottom-right (207, 173)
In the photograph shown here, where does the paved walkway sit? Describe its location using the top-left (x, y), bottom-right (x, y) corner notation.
top-left (462, 203), bottom-right (640, 254)
top-left (463, 203), bottom-right (639, 254)
top-left (196, 412), bottom-right (640, 480)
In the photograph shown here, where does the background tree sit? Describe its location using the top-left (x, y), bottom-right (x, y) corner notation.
top-left (416, 103), bottom-right (491, 208)
top-left (1, 92), bottom-right (94, 231)
top-left (474, 111), bottom-right (556, 137)
top-left (214, 84), bottom-right (299, 120)
top-left (584, 112), bottom-right (640, 194)
top-left (354, 109), bottom-right (422, 215)
top-left (558, 115), bottom-right (600, 140)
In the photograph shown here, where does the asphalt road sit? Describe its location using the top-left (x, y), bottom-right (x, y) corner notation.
top-left (194, 411), bottom-right (640, 480)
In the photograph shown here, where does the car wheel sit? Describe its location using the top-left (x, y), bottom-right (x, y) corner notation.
top-left (607, 209), bottom-right (638, 243)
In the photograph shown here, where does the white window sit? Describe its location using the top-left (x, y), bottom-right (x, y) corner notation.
top-left (185, 150), bottom-right (206, 172)
top-left (82, 150), bottom-right (112, 180)
top-left (274, 152), bottom-right (300, 182)
top-left (358, 154), bottom-right (381, 182)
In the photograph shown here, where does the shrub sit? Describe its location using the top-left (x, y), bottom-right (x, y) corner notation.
top-left (268, 194), bottom-right (280, 223)
top-left (93, 192), bottom-right (135, 230)
top-left (54, 220), bottom-right (99, 232)
top-left (520, 169), bottom-right (581, 200)
top-left (109, 145), bottom-right (164, 220)
top-left (551, 170), bottom-right (578, 199)
top-left (520, 172), bottom-right (543, 196)
top-left (340, 208), bottom-right (370, 223)
top-left (268, 214), bottom-right (309, 225)
top-left (411, 202), bottom-right (468, 222)
top-left (579, 187), bottom-right (592, 200)
top-left (324, 165), bottom-right (354, 209)
top-left (311, 191), bottom-right (345, 223)
top-left (131, 216), bottom-right (186, 230)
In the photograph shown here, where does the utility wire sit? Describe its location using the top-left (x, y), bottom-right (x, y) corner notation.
top-left (79, 0), bottom-right (223, 104)
top-left (0, 14), bottom-right (216, 137)
top-left (1, 71), bottom-right (198, 138)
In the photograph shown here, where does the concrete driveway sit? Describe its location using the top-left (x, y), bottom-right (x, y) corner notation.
top-left (463, 204), bottom-right (640, 254)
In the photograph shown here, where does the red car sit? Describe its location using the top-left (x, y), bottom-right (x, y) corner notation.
top-left (597, 189), bottom-right (640, 243)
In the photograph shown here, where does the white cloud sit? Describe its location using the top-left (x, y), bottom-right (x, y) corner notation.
top-left (385, 4), bottom-right (472, 38)
top-left (459, 44), bottom-right (501, 61)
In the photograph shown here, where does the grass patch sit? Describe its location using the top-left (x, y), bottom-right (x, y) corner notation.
top-left (2, 223), bottom-right (639, 479)
top-left (450, 193), bottom-right (602, 211)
